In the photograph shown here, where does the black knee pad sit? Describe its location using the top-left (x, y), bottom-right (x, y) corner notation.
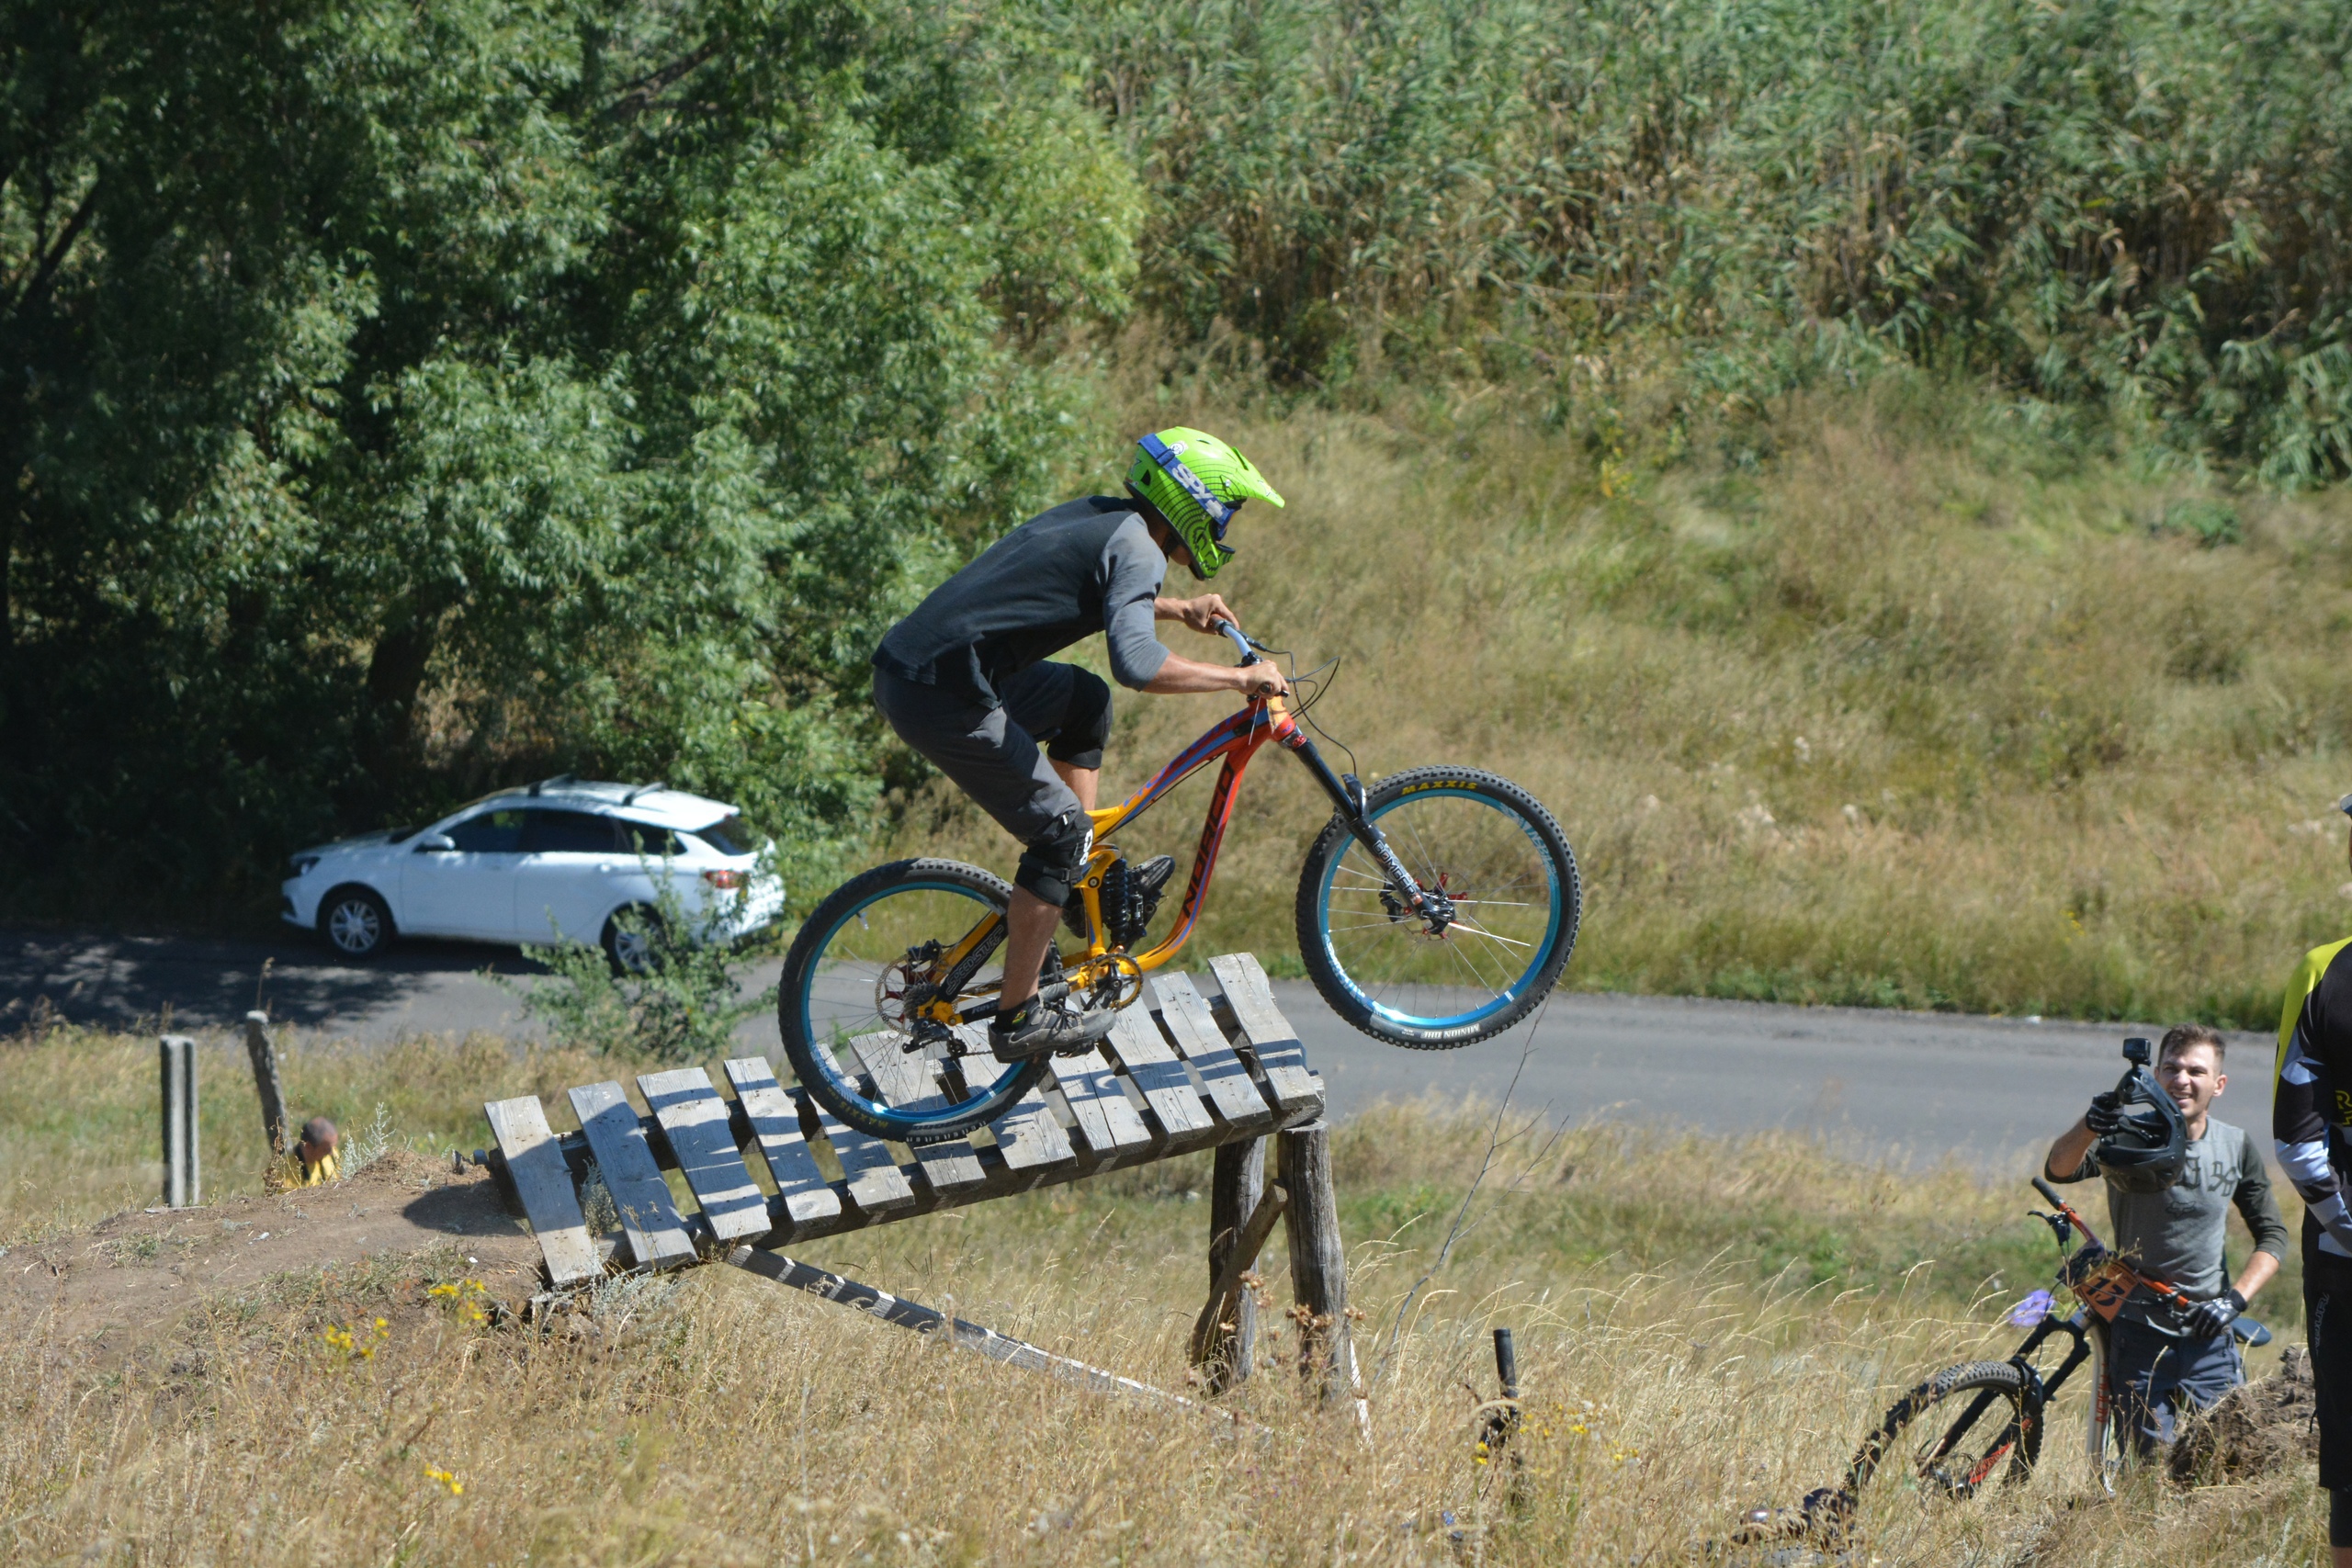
top-left (1046, 670), bottom-right (1113, 771)
top-left (2334, 1487), bottom-right (2352, 1548)
top-left (1015, 809), bottom-right (1094, 908)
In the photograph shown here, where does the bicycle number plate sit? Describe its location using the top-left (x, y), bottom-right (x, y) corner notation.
top-left (2075, 1258), bottom-right (2135, 1321)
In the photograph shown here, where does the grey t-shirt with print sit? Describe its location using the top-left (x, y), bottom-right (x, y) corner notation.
top-left (2057, 1116), bottom-right (2289, 1329)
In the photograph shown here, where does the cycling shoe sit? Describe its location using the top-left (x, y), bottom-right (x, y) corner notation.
top-left (989, 997), bottom-right (1118, 1061)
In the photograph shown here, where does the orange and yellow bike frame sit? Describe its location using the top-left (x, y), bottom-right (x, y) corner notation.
top-left (915, 685), bottom-right (1385, 1024)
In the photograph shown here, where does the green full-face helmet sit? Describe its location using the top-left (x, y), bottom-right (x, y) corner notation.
top-left (1124, 427), bottom-right (1284, 579)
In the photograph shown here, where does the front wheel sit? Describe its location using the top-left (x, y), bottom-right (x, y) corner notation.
top-left (1295, 767), bottom-right (1578, 1048)
top-left (779, 859), bottom-right (1048, 1146)
top-left (1846, 1360), bottom-right (2040, 1510)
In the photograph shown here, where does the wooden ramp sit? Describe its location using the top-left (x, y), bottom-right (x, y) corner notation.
top-left (479, 953), bottom-right (1324, 1272)
top-left (478, 952), bottom-right (1355, 1404)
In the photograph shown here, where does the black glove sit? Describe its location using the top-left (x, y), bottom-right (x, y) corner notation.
top-left (2085, 1090), bottom-right (2125, 1137)
top-left (2181, 1287), bottom-right (2246, 1339)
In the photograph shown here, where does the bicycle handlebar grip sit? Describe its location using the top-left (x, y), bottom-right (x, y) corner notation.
top-left (2031, 1174), bottom-right (2064, 1207)
top-left (1217, 621), bottom-right (1258, 664)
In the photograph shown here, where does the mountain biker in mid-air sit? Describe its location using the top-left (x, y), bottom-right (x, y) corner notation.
top-left (870, 428), bottom-right (1290, 1062)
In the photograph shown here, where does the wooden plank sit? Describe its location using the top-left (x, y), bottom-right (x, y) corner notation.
top-left (722, 1056), bottom-right (843, 1232)
top-left (1151, 972), bottom-right (1278, 1131)
top-left (1046, 1045), bottom-right (1151, 1156)
top-left (637, 1067), bottom-right (771, 1243)
top-left (567, 1081), bottom-right (697, 1269)
top-left (942, 1029), bottom-right (1074, 1175)
top-left (794, 1072), bottom-right (918, 1216)
top-left (1102, 1008), bottom-right (1217, 1148)
top-left (850, 1034), bottom-right (987, 1194)
top-left (484, 1096), bottom-right (603, 1286)
top-left (1208, 953), bottom-right (1323, 1113)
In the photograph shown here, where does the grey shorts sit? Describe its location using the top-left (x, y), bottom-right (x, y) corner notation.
top-left (871, 661), bottom-right (1112, 846)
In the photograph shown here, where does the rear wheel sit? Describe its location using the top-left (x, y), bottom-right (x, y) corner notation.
top-left (1847, 1360), bottom-right (2039, 1509)
top-left (602, 906), bottom-right (662, 975)
top-left (1295, 767), bottom-right (1578, 1047)
top-left (779, 859), bottom-right (1047, 1145)
top-left (318, 886), bottom-right (393, 960)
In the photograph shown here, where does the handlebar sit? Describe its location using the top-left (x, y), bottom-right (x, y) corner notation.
top-left (1218, 622), bottom-right (1259, 664)
top-left (2031, 1175), bottom-right (2064, 1208)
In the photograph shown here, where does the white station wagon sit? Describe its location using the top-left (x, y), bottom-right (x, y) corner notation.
top-left (280, 778), bottom-right (784, 970)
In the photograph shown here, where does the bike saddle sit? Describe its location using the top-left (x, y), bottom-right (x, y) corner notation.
top-left (2233, 1316), bottom-right (2273, 1348)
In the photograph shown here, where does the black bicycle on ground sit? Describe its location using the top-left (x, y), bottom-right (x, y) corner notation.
top-left (1735, 1172), bottom-right (2272, 1545)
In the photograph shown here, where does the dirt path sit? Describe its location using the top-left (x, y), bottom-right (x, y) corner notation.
top-left (0, 1153), bottom-right (544, 1344)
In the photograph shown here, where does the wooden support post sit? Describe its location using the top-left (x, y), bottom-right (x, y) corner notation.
top-left (243, 1010), bottom-right (289, 1156)
top-left (160, 1034), bottom-right (199, 1208)
top-left (1204, 1138), bottom-right (1268, 1391)
top-left (1192, 1179), bottom-right (1286, 1387)
top-left (1279, 1121), bottom-right (1358, 1408)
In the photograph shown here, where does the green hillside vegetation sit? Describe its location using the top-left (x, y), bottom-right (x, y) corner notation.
top-left (10, 0), bottom-right (2352, 1019)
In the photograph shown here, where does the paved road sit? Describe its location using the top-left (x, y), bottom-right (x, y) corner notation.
top-left (1, 926), bottom-right (2267, 1168)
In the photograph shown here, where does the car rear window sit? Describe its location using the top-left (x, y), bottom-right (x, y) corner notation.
top-left (523, 809), bottom-right (622, 854)
top-left (447, 807), bottom-right (528, 852)
top-left (616, 821), bottom-right (685, 856)
top-left (695, 814), bottom-right (753, 855)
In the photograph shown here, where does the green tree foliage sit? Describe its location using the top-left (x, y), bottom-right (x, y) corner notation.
top-left (0, 0), bottom-right (1138, 912)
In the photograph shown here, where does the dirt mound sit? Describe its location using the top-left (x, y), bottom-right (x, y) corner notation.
top-left (2168, 1346), bottom-right (2319, 1485)
top-left (0, 1150), bottom-right (543, 1344)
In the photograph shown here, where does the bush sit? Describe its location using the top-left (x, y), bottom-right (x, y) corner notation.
top-left (503, 871), bottom-right (775, 1062)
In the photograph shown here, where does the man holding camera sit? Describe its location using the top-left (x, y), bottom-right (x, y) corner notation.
top-left (2046, 1023), bottom-right (2287, 1458)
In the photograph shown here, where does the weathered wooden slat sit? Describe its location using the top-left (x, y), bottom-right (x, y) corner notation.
top-left (941, 1029), bottom-right (1074, 1176)
top-left (1102, 1008), bottom-right (1218, 1148)
top-left (1046, 1045), bottom-right (1152, 1156)
top-left (797, 1074), bottom-right (919, 1216)
top-left (636, 1067), bottom-right (772, 1243)
top-left (1208, 953), bottom-right (1323, 1113)
top-left (566, 1082), bottom-right (697, 1269)
top-left (484, 1096), bottom-right (603, 1286)
top-left (1150, 972), bottom-right (1278, 1131)
top-left (850, 1034), bottom-right (987, 1194)
top-left (722, 1057), bottom-right (844, 1232)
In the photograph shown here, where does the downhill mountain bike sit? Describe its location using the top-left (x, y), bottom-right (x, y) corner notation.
top-left (1736, 1171), bottom-right (2274, 1546)
top-left (781, 626), bottom-right (1581, 1144)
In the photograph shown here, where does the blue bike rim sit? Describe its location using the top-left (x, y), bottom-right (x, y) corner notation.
top-left (1312, 786), bottom-right (1564, 1032)
top-left (794, 877), bottom-right (1026, 1134)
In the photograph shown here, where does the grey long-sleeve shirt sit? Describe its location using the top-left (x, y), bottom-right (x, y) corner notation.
top-left (873, 496), bottom-right (1170, 708)
top-left (2054, 1116), bottom-right (2289, 1331)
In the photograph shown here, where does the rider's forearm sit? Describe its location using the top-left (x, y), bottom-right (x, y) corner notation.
top-left (1142, 654), bottom-right (1257, 695)
top-left (2232, 1247), bottom-right (2281, 1304)
top-left (2043, 1117), bottom-right (2097, 1182)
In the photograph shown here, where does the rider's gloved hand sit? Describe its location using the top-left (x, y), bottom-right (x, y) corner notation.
top-left (2181, 1287), bottom-right (2247, 1339)
top-left (2084, 1091), bottom-right (2125, 1137)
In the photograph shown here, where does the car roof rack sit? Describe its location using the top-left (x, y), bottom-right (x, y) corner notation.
top-left (526, 773), bottom-right (577, 798)
top-left (621, 781), bottom-right (669, 806)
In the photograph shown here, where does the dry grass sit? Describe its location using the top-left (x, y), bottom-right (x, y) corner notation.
top-left (0, 1025), bottom-right (2326, 1563)
top-left (892, 380), bottom-right (2352, 1027)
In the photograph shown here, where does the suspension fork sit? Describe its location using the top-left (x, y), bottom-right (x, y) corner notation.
top-left (1282, 728), bottom-right (1448, 929)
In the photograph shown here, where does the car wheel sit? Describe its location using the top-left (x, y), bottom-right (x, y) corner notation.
top-left (318, 886), bottom-right (394, 960)
top-left (602, 907), bottom-right (663, 976)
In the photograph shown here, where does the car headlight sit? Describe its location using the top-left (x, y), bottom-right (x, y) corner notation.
top-left (289, 855), bottom-right (321, 877)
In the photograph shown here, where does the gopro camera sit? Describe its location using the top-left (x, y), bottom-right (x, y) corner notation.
top-left (2122, 1035), bottom-right (2154, 1067)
